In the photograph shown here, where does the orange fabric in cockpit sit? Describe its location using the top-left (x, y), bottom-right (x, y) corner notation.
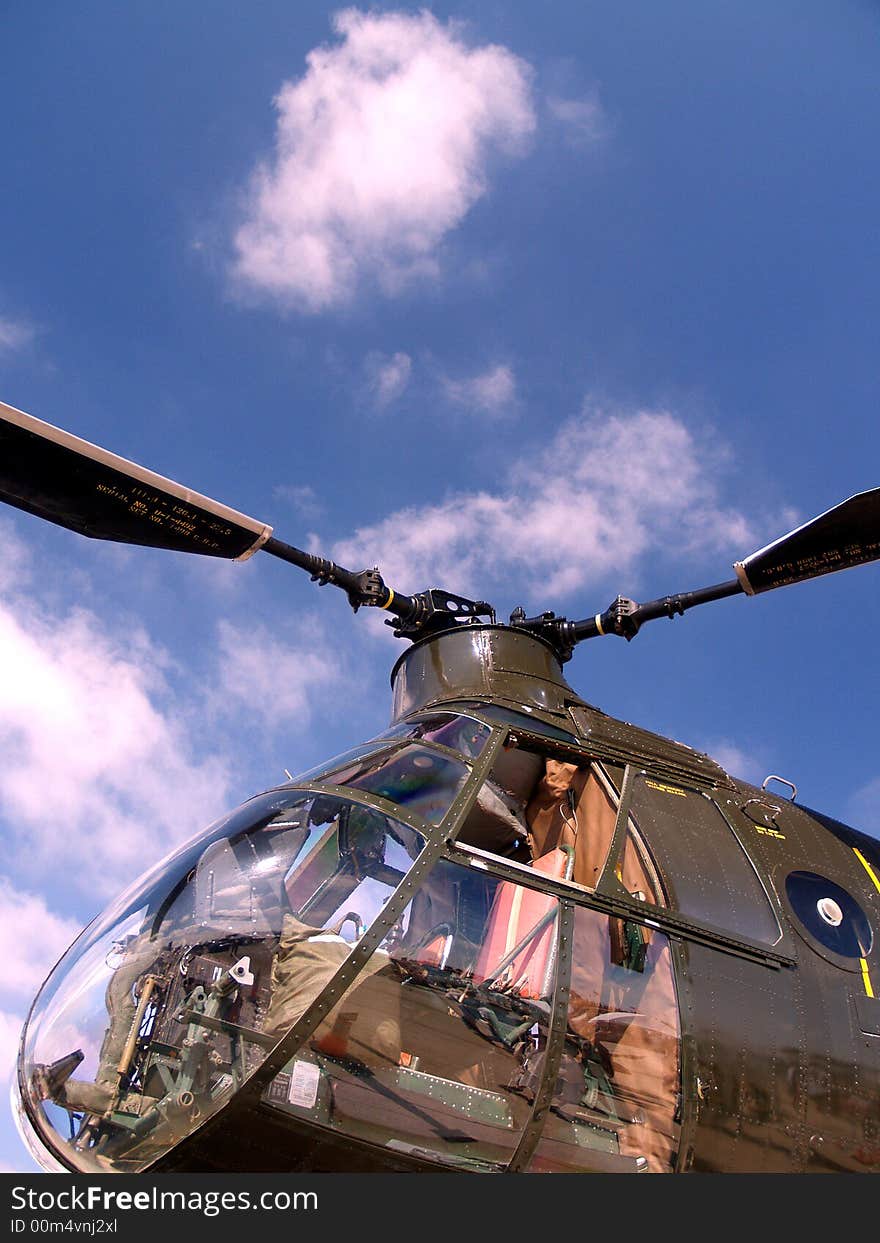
top-left (526, 762), bottom-right (679, 1172)
top-left (526, 762), bottom-right (615, 889)
top-left (567, 911), bottom-right (679, 1172)
top-left (472, 848), bottom-right (567, 999)
top-left (526, 760), bottom-right (660, 905)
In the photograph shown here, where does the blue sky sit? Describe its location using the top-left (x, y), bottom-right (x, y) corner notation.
top-left (1, 3), bottom-right (878, 1170)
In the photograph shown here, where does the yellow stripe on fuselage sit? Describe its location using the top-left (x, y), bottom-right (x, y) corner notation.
top-left (860, 958), bottom-right (874, 998)
top-left (853, 847), bottom-right (880, 896)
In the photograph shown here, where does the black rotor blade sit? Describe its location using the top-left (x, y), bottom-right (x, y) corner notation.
top-left (0, 399), bottom-right (423, 626)
top-left (0, 399), bottom-right (272, 559)
top-left (734, 487), bottom-right (880, 594)
top-left (559, 488), bottom-right (880, 653)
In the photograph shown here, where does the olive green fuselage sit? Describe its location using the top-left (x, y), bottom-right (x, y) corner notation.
top-left (145, 626), bottom-right (880, 1173)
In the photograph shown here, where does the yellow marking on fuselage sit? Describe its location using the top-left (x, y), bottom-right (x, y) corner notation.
top-left (854, 847), bottom-right (880, 896)
top-left (754, 824), bottom-right (786, 840)
top-left (645, 779), bottom-right (686, 797)
top-left (860, 958), bottom-right (874, 998)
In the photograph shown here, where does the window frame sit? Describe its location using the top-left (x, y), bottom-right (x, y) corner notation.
top-left (436, 720), bottom-right (796, 970)
top-left (597, 767), bottom-right (791, 955)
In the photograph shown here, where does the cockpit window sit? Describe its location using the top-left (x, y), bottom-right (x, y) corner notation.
top-left (377, 712), bottom-right (491, 759)
top-left (285, 716), bottom-right (490, 792)
top-left (531, 903), bottom-right (680, 1172)
top-left (262, 852), bottom-right (680, 1172)
top-left (19, 792), bottom-right (425, 1173)
top-left (317, 743), bottom-right (470, 825)
top-left (454, 744), bottom-right (638, 896)
top-left (264, 856), bottom-right (559, 1170)
top-left (287, 740), bottom-right (393, 785)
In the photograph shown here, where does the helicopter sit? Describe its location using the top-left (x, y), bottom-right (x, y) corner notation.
top-left (2, 396), bottom-right (879, 1175)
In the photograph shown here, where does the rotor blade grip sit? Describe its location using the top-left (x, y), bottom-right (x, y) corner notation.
top-left (634, 579), bottom-right (744, 624)
top-left (262, 535), bottom-right (327, 578)
top-left (263, 536), bottom-right (371, 598)
top-left (263, 536), bottom-right (418, 620)
top-left (0, 400), bottom-right (272, 559)
top-left (570, 579), bottom-right (743, 645)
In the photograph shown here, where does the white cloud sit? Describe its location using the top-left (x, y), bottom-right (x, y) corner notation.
top-left (330, 406), bottom-right (757, 603)
top-left (0, 594), bottom-right (232, 896)
top-left (272, 482), bottom-right (324, 520)
top-left (0, 880), bottom-right (80, 1002)
top-left (213, 616), bottom-right (345, 727)
top-left (233, 8), bottom-right (535, 309)
top-left (443, 362), bottom-right (516, 415)
top-left (0, 1010), bottom-right (23, 1084)
top-left (0, 316), bottom-right (36, 353)
top-left (547, 92), bottom-right (606, 145)
top-left (366, 351), bottom-right (412, 408)
top-left (704, 740), bottom-right (767, 787)
top-left (0, 881), bottom-right (81, 1088)
top-left (0, 520), bottom-right (32, 595)
top-left (0, 525), bottom-right (349, 898)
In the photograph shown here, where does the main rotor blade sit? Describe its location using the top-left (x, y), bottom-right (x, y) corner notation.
top-left (555, 488), bottom-right (880, 654)
top-left (734, 488), bottom-right (880, 594)
top-left (0, 400), bottom-right (272, 559)
top-left (0, 399), bottom-right (424, 625)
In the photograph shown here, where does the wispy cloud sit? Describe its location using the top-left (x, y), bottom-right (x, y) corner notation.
top-left (330, 406), bottom-right (758, 604)
top-left (0, 880), bottom-right (82, 1087)
top-left (546, 91), bottom-right (606, 145)
top-left (233, 9), bottom-right (535, 309)
top-left (0, 581), bottom-right (352, 899)
top-left (0, 316), bottom-right (36, 354)
top-left (213, 616), bottom-right (345, 727)
top-left (0, 591), bottom-right (232, 897)
top-left (0, 880), bottom-right (80, 1003)
top-left (0, 1010), bottom-right (23, 1085)
top-left (272, 483), bottom-right (324, 520)
top-left (442, 362), bottom-right (516, 416)
top-left (0, 483), bottom-right (355, 905)
top-left (365, 351), bottom-right (412, 408)
top-left (0, 518), bottom-right (33, 594)
top-left (704, 740), bottom-right (767, 787)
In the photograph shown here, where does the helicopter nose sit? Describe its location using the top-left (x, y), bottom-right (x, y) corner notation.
top-left (14, 784), bottom-right (429, 1173)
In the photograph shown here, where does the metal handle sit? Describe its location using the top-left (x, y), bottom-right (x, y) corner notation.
top-left (761, 774), bottom-right (797, 801)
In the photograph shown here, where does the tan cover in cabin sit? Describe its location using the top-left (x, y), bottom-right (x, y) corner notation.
top-left (265, 916), bottom-right (401, 1065)
top-left (568, 916), bottom-right (679, 1171)
top-left (528, 760), bottom-right (678, 1171)
top-left (526, 761), bottom-right (616, 888)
